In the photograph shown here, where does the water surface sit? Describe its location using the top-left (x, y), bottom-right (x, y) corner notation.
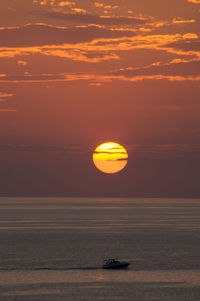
top-left (0, 197), bottom-right (200, 300)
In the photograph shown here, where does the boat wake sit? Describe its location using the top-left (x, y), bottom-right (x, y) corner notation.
top-left (0, 266), bottom-right (101, 271)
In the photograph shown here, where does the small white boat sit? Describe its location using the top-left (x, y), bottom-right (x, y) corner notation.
top-left (102, 258), bottom-right (130, 269)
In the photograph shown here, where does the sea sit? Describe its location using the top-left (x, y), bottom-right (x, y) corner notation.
top-left (0, 197), bottom-right (200, 301)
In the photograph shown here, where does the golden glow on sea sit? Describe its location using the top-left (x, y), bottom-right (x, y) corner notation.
top-left (93, 142), bottom-right (128, 174)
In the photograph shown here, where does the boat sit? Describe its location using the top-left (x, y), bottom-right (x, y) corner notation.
top-left (102, 258), bottom-right (130, 269)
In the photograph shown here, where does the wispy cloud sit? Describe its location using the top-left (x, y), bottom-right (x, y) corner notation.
top-left (0, 23), bottom-right (199, 65)
top-left (94, 2), bottom-right (119, 10)
top-left (33, 0), bottom-right (75, 5)
top-left (0, 91), bottom-right (14, 100)
top-left (1, 143), bottom-right (199, 158)
top-left (33, 0), bottom-right (80, 10)
top-left (0, 23), bottom-right (137, 47)
top-left (172, 18), bottom-right (196, 24)
top-left (0, 109), bottom-right (18, 112)
top-left (165, 37), bottom-right (200, 53)
top-left (33, 0), bottom-right (147, 26)
top-left (1, 58), bottom-right (200, 84)
top-left (0, 91), bottom-right (17, 112)
top-left (0, 144), bottom-right (81, 152)
top-left (129, 144), bottom-right (200, 158)
top-left (17, 60), bottom-right (27, 66)
top-left (110, 59), bottom-right (200, 78)
top-left (187, 0), bottom-right (200, 3)
top-left (93, 151), bottom-right (127, 155)
top-left (57, 1), bottom-right (75, 7)
top-left (44, 11), bottom-right (147, 26)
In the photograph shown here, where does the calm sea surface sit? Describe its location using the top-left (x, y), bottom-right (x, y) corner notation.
top-left (0, 197), bottom-right (200, 300)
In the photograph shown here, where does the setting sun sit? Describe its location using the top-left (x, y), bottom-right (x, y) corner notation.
top-left (93, 142), bottom-right (128, 174)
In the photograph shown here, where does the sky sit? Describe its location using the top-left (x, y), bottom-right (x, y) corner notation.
top-left (0, 0), bottom-right (200, 197)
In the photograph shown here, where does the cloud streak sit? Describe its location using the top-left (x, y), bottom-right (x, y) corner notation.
top-left (0, 109), bottom-right (18, 112)
top-left (0, 91), bottom-right (14, 99)
top-left (129, 144), bottom-right (200, 158)
top-left (1, 58), bottom-right (200, 84)
top-left (1, 143), bottom-right (200, 158)
top-left (0, 144), bottom-right (81, 152)
top-left (187, 0), bottom-right (200, 3)
top-left (110, 59), bottom-right (200, 78)
top-left (165, 38), bottom-right (200, 53)
top-left (0, 23), bottom-right (199, 66)
top-left (44, 11), bottom-right (147, 26)
top-left (0, 23), bottom-right (136, 47)
top-left (0, 91), bottom-right (17, 112)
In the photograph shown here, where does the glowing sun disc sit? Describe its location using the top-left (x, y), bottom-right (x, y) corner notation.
top-left (93, 142), bottom-right (128, 174)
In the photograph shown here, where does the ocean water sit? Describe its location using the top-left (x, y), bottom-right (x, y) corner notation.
top-left (0, 197), bottom-right (200, 300)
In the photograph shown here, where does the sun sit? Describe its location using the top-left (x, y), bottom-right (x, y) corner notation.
top-left (93, 142), bottom-right (128, 174)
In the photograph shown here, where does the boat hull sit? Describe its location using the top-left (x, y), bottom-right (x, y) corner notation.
top-left (102, 262), bottom-right (130, 269)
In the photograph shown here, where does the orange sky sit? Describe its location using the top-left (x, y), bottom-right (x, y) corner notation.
top-left (0, 0), bottom-right (200, 197)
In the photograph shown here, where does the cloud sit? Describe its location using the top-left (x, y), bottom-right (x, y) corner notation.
top-left (0, 23), bottom-right (199, 83)
top-left (44, 11), bottom-right (147, 26)
top-left (0, 25), bottom-right (199, 65)
top-left (94, 2), bottom-right (119, 10)
top-left (72, 8), bottom-right (86, 13)
top-left (87, 32), bottom-right (199, 59)
top-left (0, 73), bottom-right (69, 83)
top-left (33, 0), bottom-right (79, 9)
top-left (0, 91), bottom-right (14, 103)
top-left (1, 64), bottom-right (200, 84)
top-left (172, 18), bottom-right (196, 24)
top-left (110, 59), bottom-right (200, 78)
top-left (93, 151), bottom-right (127, 155)
top-left (129, 144), bottom-right (200, 158)
top-left (89, 83), bottom-right (102, 86)
top-left (1, 143), bottom-right (199, 158)
top-left (94, 2), bottom-right (104, 8)
top-left (17, 60), bottom-right (28, 66)
top-left (187, 0), bottom-right (200, 3)
top-left (57, 1), bottom-right (75, 7)
top-left (0, 109), bottom-right (18, 112)
top-left (165, 38), bottom-right (200, 53)
top-left (0, 23), bottom-right (136, 47)
top-left (0, 45), bottom-right (119, 62)
top-left (0, 91), bottom-right (14, 99)
top-left (0, 91), bottom-right (17, 112)
top-left (114, 74), bottom-right (200, 82)
top-left (0, 144), bottom-right (81, 152)
top-left (0, 73), bottom-right (113, 83)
